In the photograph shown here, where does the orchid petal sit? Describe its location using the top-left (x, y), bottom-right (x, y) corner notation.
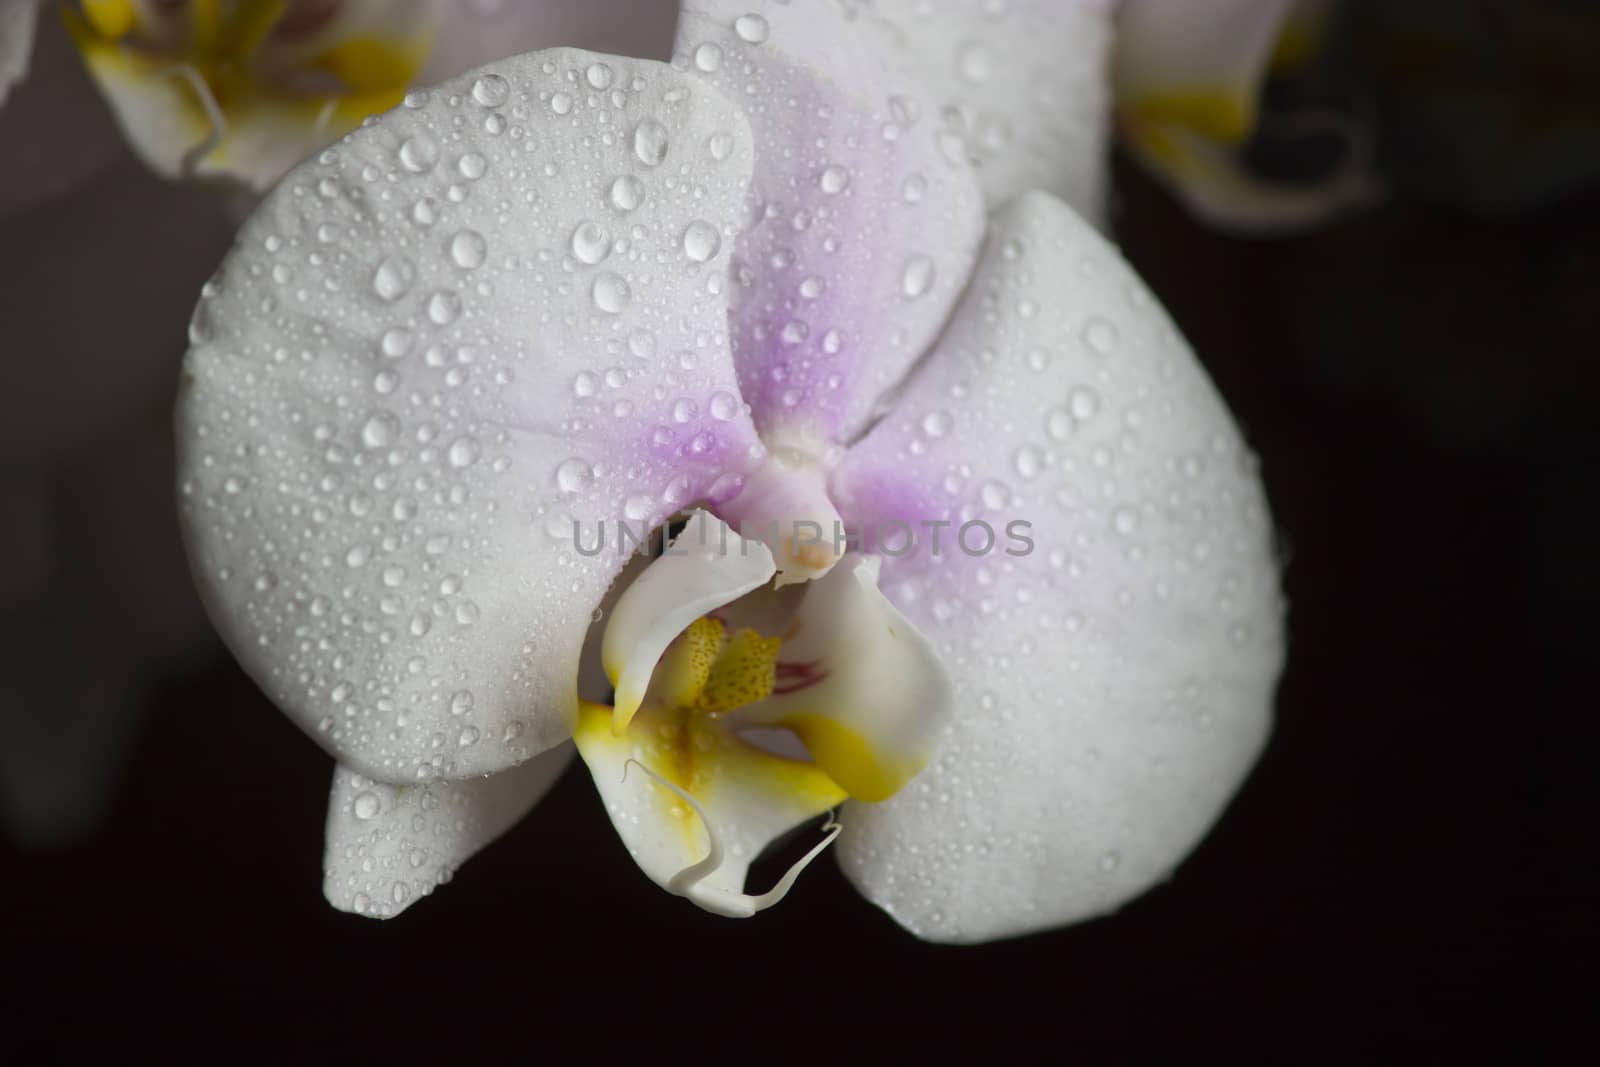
top-left (832, 191), bottom-right (1284, 943)
top-left (673, 0), bottom-right (984, 441)
top-left (864, 0), bottom-right (1116, 223)
top-left (1115, 0), bottom-right (1294, 144)
top-left (420, 0), bottom-right (679, 83)
top-left (601, 510), bottom-right (776, 732)
top-left (573, 699), bottom-right (844, 917)
top-left (178, 49), bottom-right (763, 784)
top-left (738, 554), bottom-right (950, 803)
top-left (324, 744), bottom-right (572, 918)
top-left (0, 0), bottom-right (37, 107)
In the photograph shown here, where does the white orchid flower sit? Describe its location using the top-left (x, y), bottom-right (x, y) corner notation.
top-left (177, 0), bottom-right (1283, 943)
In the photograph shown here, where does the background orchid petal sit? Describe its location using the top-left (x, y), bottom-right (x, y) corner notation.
top-left (178, 49), bottom-right (763, 785)
top-left (1115, 0), bottom-right (1295, 132)
top-left (673, 0), bottom-right (984, 443)
top-left (0, 0), bottom-right (37, 107)
top-left (866, 0), bottom-right (1116, 224)
top-left (420, 0), bottom-right (679, 83)
top-left (323, 744), bottom-right (573, 918)
top-left (832, 191), bottom-right (1284, 944)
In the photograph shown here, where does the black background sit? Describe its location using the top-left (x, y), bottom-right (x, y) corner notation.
top-left (2, 10), bottom-right (1593, 1063)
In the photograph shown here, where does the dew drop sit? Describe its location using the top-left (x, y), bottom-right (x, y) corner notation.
top-left (694, 42), bottom-right (724, 72)
top-left (584, 62), bottom-right (613, 89)
top-left (427, 290), bottom-right (462, 325)
top-left (570, 219), bottom-right (611, 264)
top-left (632, 119), bottom-right (669, 166)
top-left (1069, 385), bottom-right (1101, 421)
top-left (734, 12), bottom-right (769, 42)
top-left (591, 271), bottom-right (631, 314)
top-left (398, 135), bottom-right (438, 173)
top-left (447, 435), bottom-right (481, 468)
top-left (682, 220), bottom-right (721, 262)
top-left (920, 410), bottom-right (952, 438)
top-left (471, 73), bottom-right (509, 107)
top-left (353, 792), bottom-right (380, 820)
top-left (819, 164), bottom-right (850, 195)
top-left (1014, 444), bottom-right (1043, 479)
top-left (902, 255), bottom-right (935, 298)
top-left (380, 326), bottom-right (414, 358)
top-left (709, 392), bottom-right (740, 421)
top-left (1082, 317), bottom-right (1119, 355)
top-left (449, 229), bottom-right (487, 269)
top-left (609, 174), bottom-right (643, 211)
top-left (457, 152), bottom-right (487, 180)
top-left (361, 413), bottom-right (400, 449)
top-left (555, 458), bottom-right (593, 494)
top-left (372, 256), bottom-right (414, 302)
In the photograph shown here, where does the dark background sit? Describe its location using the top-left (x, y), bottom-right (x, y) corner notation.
top-left (2, 5), bottom-right (1593, 1061)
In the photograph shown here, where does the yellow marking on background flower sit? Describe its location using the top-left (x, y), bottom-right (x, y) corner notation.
top-left (64, 0), bottom-right (437, 186)
top-left (80, 0), bottom-right (137, 38)
top-left (313, 35), bottom-right (431, 95)
top-left (1132, 89), bottom-right (1256, 144)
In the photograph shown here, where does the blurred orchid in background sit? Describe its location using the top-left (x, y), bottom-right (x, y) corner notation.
top-left (177, 0), bottom-right (1282, 942)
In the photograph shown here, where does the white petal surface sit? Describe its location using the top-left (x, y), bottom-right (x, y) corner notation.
top-left (602, 510), bottom-right (775, 728)
top-left (832, 192), bottom-right (1284, 943)
top-left (179, 50), bottom-right (763, 784)
top-left (673, 0), bottom-right (983, 440)
top-left (866, 0), bottom-right (1115, 223)
top-left (324, 743), bottom-right (573, 918)
top-left (421, 0), bottom-right (680, 82)
top-left (0, 0), bottom-right (37, 107)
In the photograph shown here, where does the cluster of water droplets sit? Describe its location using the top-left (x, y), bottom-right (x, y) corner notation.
top-left (830, 196), bottom-right (1283, 942)
top-left (178, 51), bottom-right (766, 783)
top-left (672, 6), bottom-right (984, 436)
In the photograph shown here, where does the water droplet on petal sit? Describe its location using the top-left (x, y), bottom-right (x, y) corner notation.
top-left (570, 220), bottom-right (611, 265)
top-left (585, 62), bottom-right (613, 89)
top-left (555, 458), bottom-right (594, 494)
top-left (734, 12), bottom-right (769, 43)
top-left (609, 174), bottom-right (643, 211)
top-left (361, 413), bottom-right (400, 448)
top-left (682, 220), bottom-right (721, 262)
top-left (353, 792), bottom-right (380, 820)
top-left (372, 256), bottom-right (414, 302)
top-left (819, 164), bottom-right (850, 195)
top-left (902, 255), bottom-right (935, 298)
top-left (632, 119), bottom-right (669, 166)
top-left (449, 229), bottom-right (487, 269)
top-left (471, 73), bottom-right (509, 107)
top-left (448, 436), bottom-right (481, 468)
top-left (398, 135), bottom-right (438, 173)
top-left (592, 271), bottom-right (631, 314)
top-left (694, 42), bottom-right (724, 72)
